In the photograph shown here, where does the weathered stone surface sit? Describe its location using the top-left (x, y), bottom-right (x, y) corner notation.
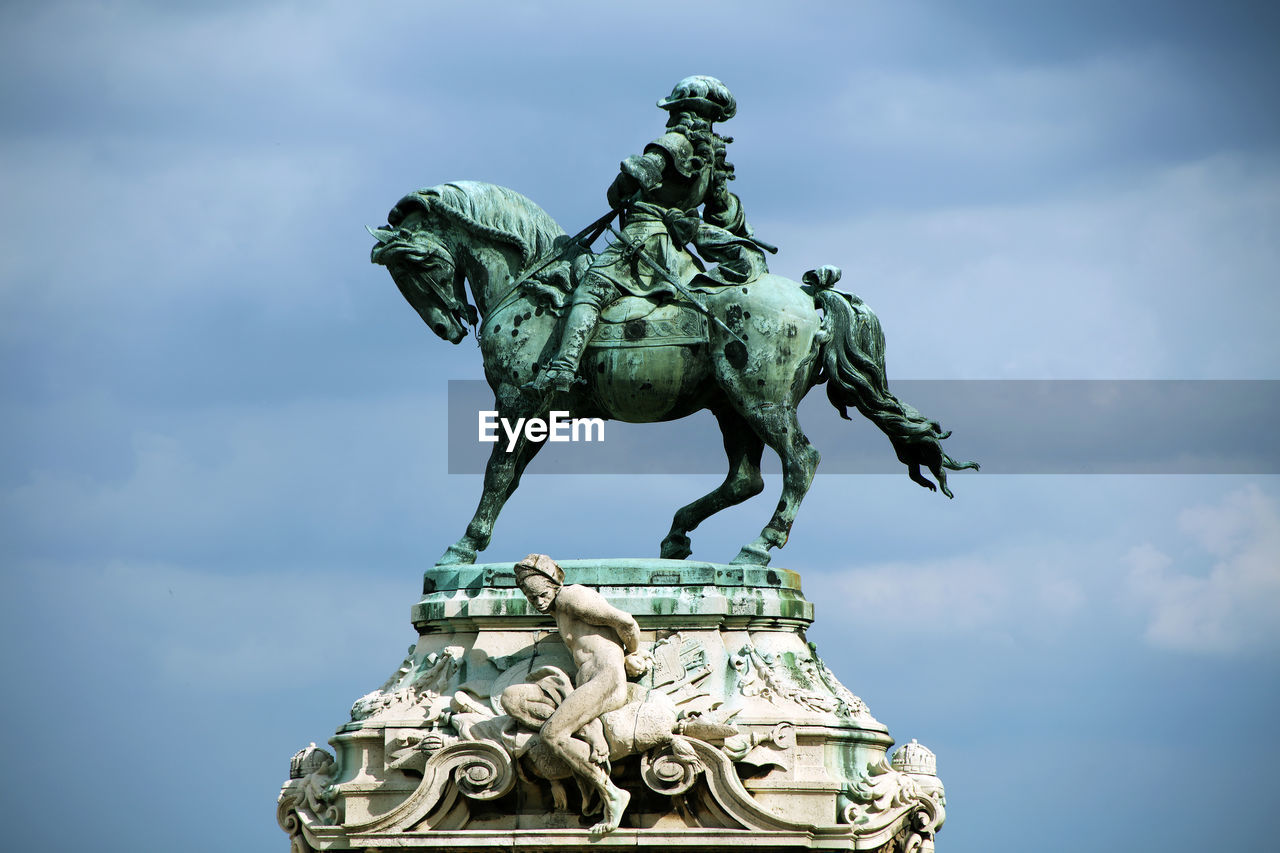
top-left (279, 558), bottom-right (944, 851)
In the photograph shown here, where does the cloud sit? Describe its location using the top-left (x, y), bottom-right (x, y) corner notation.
top-left (803, 542), bottom-right (1089, 642)
top-left (832, 53), bottom-right (1170, 167)
top-left (78, 559), bottom-right (413, 692)
top-left (759, 153), bottom-right (1280, 379)
top-left (0, 392), bottom-right (448, 565)
top-left (1127, 484), bottom-right (1280, 654)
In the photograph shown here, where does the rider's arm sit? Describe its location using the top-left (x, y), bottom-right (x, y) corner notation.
top-left (607, 150), bottom-right (666, 209)
top-left (621, 151), bottom-right (666, 191)
top-left (703, 182), bottom-right (749, 236)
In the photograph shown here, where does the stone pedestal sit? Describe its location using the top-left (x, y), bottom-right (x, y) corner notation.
top-left (278, 559), bottom-right (945, 852)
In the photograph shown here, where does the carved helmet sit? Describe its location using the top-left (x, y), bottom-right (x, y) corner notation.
top-left (657, 75), bottom-right (737, 123)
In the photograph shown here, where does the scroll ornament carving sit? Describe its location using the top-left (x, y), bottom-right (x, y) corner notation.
top-left (277, 744), bottom-right (342, 853)
top-left (839, 744), bottom-right (945, 852)
top-left (640, 740), bottom-right (704, 795)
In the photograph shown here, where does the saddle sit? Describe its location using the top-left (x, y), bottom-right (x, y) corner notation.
top-left (588, 296), bottom-right (707, 348)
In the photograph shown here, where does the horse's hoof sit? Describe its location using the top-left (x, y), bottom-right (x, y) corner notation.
top-left (436, 542), bottom-right (477, 566)
top-left (730, 542), bottom-right (771, 566)
top-left (660, 534), bottom-right (692, 560)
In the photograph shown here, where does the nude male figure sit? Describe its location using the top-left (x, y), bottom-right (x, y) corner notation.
top-left (510, 554), bottom-right (652, 834)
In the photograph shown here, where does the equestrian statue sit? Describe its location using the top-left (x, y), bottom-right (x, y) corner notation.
top-left (369, 76), bottom-right (977, 567)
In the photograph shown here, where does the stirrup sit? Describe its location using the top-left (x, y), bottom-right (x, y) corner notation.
top-left (521, 366), bottom-right (582, 396)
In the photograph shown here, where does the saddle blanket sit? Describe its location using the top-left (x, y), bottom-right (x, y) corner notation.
top-left (588, 296), bottom-right (707, 348)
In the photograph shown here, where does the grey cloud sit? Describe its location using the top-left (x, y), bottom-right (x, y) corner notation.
top-left (756, 155), bottom-right (1280, 379)
top-left (1127, 485), bottom-right (1280, 654)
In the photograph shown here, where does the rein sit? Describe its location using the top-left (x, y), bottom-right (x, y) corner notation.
top-left (477, 204), bottom-right (623, 337)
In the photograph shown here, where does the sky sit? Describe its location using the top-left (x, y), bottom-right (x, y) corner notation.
top-left (1, 1), bottom-right (1277, 851)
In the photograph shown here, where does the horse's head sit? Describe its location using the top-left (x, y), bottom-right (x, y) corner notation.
top-left (370, 212), bottom-right (476, 344)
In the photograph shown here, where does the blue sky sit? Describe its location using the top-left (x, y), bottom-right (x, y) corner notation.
top-left (2, 2), bottom-right (1277, 850)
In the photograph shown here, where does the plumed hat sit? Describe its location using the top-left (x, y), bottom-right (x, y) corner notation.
top-left (657, 75), bottom-right (737, 123)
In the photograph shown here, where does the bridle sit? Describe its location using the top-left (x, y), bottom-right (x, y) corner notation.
top-left (379, 230), bottom-right (478, 335)
top-left (418, 249), bottom-right (477, 330)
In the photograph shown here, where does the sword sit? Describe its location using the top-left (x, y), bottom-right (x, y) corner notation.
top-left (604, 224), bottom-right (748, 347)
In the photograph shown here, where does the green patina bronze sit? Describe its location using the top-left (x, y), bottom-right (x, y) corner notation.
top-left (370, 76), bottom-right (977, 568)
top-left (411, 558), bottom-right (814, 629)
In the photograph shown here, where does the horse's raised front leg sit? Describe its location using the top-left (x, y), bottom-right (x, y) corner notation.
top-left (731, 407), bottom-right (820, 567)
top-left (660, 408), bottom-right (765, 560)
top-left (438, 392), bottom-right (547, 565)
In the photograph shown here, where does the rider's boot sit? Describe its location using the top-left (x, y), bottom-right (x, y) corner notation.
top-left (525, 277), bottom-right (615, 395)
top-left (527, 301), bottom-right (601, 393)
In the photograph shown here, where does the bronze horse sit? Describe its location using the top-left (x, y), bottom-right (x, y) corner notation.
top-left (370, 182), bottom-right (975, 566)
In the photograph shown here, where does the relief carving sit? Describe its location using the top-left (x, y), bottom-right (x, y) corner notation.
top-left (731, 640), bottom-right (874, 721)
top-left (281, 558), bottom-right (941, 848)
top-left (350, 646), bottom-right (461, 724)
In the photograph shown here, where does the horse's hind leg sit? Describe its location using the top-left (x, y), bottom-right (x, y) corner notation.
top-left (731, 407), bottom-right (820, 567)
top-left (660, 408), bottom-right (765, 560)
top-left (438, 390), bottom-right (546, 565)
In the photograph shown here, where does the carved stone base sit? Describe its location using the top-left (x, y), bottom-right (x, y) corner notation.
top-left (279, 559), bottom-right (945, 852)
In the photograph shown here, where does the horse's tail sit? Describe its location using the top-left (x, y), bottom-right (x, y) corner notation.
top-left (806, 266), bottom-right (979, 498)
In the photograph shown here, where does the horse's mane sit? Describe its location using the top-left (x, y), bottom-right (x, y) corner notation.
top-left (388, 181), bottom-right (567, 267)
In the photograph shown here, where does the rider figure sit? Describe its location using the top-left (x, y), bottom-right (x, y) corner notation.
top-left (530, 75), bottom-right (770, 394)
